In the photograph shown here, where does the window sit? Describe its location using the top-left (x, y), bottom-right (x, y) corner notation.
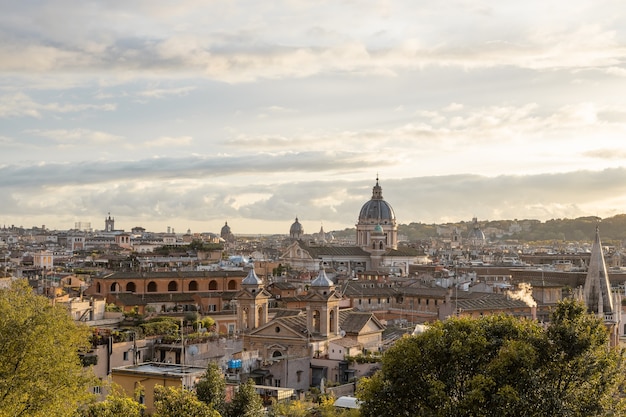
top-left (126, 282), bottom-right (136, 292)
top-left (274, 379), bottom-right (281, 387)
top-left (96, 282), bottom-right (101, 293)
top-left (228, 280), bottom-right (237, 290)
top-left (168, 281), bottom-right (177, 292)
top-left (147, 281), bottom-right (157, 292)
top-left (93, 386), bottom-right (101, 394)
top-left (209, 280), bottom-right (218, 291)
top-left (188, 280), bottom-right (198, 291)
top-left (313, 310), bottom-right (320, 333)
top-left (123, 351), bottom-right (129, 361)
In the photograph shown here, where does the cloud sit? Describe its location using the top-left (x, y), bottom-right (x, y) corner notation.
top-left (0, 93), bottom-right (115, 118)
top-left (1, 3), bottom-right (624, 85)
top-left (137, 86), bottom-right (196, 98)
top-left (143, 136), bottom-right (193, 147)
top-left (584, 149), bottom-right (626, 160)
top-left (26, 128), bottom-right (124, 145)
top-left (1, 143), bottom-right (626, 233)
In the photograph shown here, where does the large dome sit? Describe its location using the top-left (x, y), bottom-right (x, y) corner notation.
top-left (358, 178), bottom-right (396, 224)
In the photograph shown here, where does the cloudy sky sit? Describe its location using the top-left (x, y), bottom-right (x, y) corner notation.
top-left (2, 0), bottom-right (626, 234)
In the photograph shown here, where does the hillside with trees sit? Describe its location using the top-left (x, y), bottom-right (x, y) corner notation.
top-left (333, 215), bottom-right (626, 243)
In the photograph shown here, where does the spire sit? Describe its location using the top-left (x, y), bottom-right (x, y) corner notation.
top-left (372, 175), bottom-right (383, 200)
top-left (311, 267), bottom-right (334, 288)
top-left (242, 266), bottom-right (262, 286)
top-left (583, 225), bottom-right (614, 318)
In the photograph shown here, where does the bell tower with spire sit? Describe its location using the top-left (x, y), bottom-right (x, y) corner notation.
top-left (104, 212), bottom-right (115, 232)
top-left (305, 268), bottom-right (341, 337)
top-left (583, 225), bottom-right (621, 346)
top-left (236, 266), bottom-right (271, 332)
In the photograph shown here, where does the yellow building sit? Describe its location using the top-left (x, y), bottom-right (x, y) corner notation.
top-left (111, 362), bottom-right (206, 414)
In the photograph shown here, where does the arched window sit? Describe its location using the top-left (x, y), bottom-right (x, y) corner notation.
top-left (329, 310), bottom-right (335, 333)
top-left (110, 282), bottom-right (118, 292)
top-left (188, 280), bottom-right (198, 291)
top-left (147, 281), bottom-right (157, 292)
top-left (209, 280), bottom-right (218, 291)
top-left (273, 350), bottom-right (283, 358)
top-left (379, 242), bottom-right (383, 250)
top-left (228, 280), bottom-right (237, 290)
top-left (96, 282), bottom-right (101, 293)
top-left (126, 282), bottom-right (136, 292)
top-left (313, 310), bottom-right (320, 333)
top-left (258, 306), bottom-right (263, 327)
top-left (168, 281), bottom-right (177, 292)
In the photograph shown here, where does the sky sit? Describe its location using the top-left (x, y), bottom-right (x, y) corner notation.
top-left (2, 0), bottom-right (626, 235)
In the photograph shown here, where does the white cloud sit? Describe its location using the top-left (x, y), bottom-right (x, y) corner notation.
top-left (143, 136), bottom-right (193, 147)
top-left (137, 86), bottom-right (196, 98)
top-left (27, 128), bottom-right (124, 145)
top-left (0, 93), bottom-right (115, 118)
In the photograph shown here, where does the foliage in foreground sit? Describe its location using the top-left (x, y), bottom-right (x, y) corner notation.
top-left (358, 298), bottom-right (625, 417)
top-left (154, 385), bottom-right (220, 417)
top-left (0, 280), bottom-right (95, 417)
top-left (81, 384), bottom-right (145, 417)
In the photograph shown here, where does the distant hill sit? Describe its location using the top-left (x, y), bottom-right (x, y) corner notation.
top-left (332, 214), bottom-right (626, 244)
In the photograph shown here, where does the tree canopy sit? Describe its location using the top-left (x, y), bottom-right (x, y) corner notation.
top-left (81, 385), bottom-right (145, 417)
top-left (358, 299), bottom-right (625, 417)
top-left (153, 385), bottom-right (220, 417)
top-left (226, 378), bottom-right (265, 417)
top-left (196, 362), bottom-right (227, 415)
top-left (0, 280), bottom-right (95, 417)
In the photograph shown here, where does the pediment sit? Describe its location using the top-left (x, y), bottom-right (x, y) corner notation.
top-left (361, 319), bottom-right (384, 333)
top-left (248, 319), bottom-right (308, 341)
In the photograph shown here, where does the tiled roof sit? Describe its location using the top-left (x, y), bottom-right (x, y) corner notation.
top-left (340, 312), bottom-right (377, 334)
top-left (341, 281), bottom-right (398, 297)
top-left (114, 292), bottom-right (196, 305)
top-left (453, 293), bottom-right (532, 311)
top-left (303, 245), bottom-right (371, 258)
top-left (101, 270), bottom-right (247, 280)
top-left (386, 247), bottom-right (424, 256)
top-left (272, 309), bottom-right (303, 318)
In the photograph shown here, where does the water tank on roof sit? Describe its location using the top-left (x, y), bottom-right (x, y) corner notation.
top-left (228, 359), bottom-right (242, 369)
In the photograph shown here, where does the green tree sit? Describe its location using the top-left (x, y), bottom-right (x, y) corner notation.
top-left (153, 385), bottom-right (220, 417)
top-left (268, 399), bottom-right (309, 417)
top-left (81, 385), bottom-right (145, 417)
top-left (0, 280), bottom-right (95, 417)
top-left (226, 379), bottom-right (265, 417)
top-left (196, 362), bottom-right (226, 415)
top-left (358, 300), bottom-right (624, 417)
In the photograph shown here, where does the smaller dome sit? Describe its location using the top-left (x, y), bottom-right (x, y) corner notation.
top-left (221, 221), bottom-right (232, 237)
top-left (242, 267), bottom-right (262, 286)
top-left (290, 217), bottom-right (304, 238)
top-left (311, 268), bottom-right (334, 287)
top-left (373, 224), bottom-right (383, 234)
